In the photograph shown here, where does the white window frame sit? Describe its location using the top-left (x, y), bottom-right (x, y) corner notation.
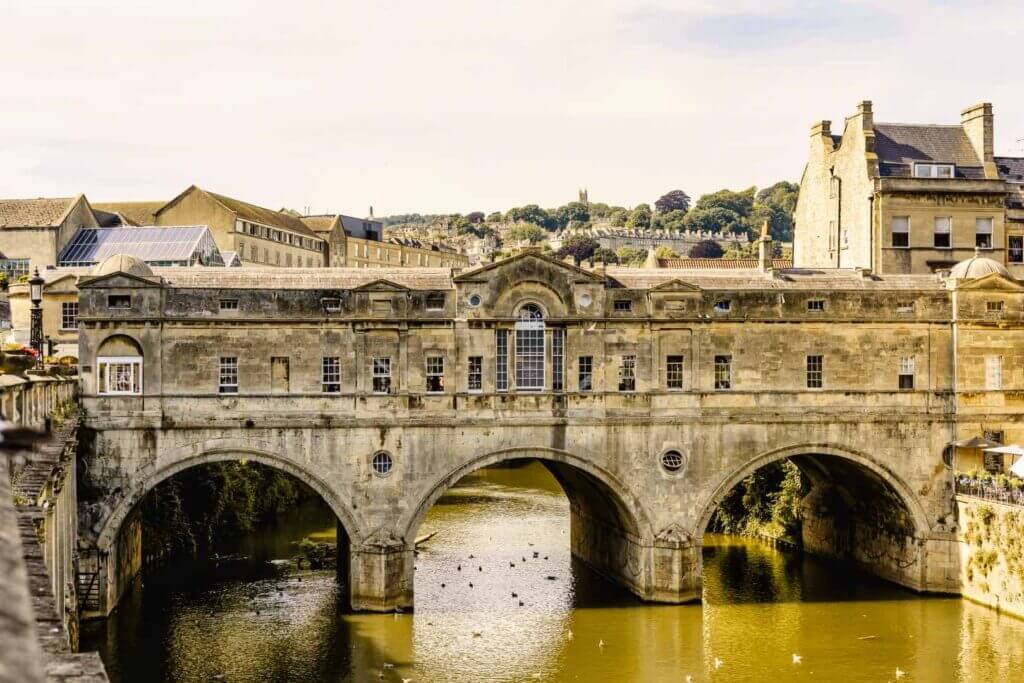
top-left (60, 302), bottom-right (78, 330)
top-left (914, 163), bottom-right (955, 178)
top-left (666, 355), bottom-right (684, 390)
top-left (97, 355), bottom-right (143, 395)
top-left (806, 354), bottom-right (823, 389)
top-left (899, 356), bottom-right (915, 391)
top-left (714, 355), bottom-right (732, 390)
top-left (515, 304), bottom-right (546, 391)
top-left (618, 355), bottom-right (636, 392)
top-left (1009, 235), bottom-right (1024, 264)
top-left (578, 355), bottom-right (593, 392)
top-left (372, 357), bottom-right (392, 394)
top-left (468, 356), bottom-right (483, 393)
top-left (425, 355), bottom-right (445, 393)
top-left (322, 356), bottom-right (341, 393)
top-left (976, 217), bottom-right (993, 250)
top-left (933, 216), bottom-right (951, 249)
top-left (219, 356), bottom-right (239, 394)
top-left (892, 216), bottom-right (910, 248)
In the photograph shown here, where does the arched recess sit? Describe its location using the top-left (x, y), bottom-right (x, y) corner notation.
top-left (492, 281), bottom-right (568, 318)
top-left (96, 333), bottom-right (144, 357)
top-left (96, 446), bottom-right (363, 554)
top-left (694, 442), bottom-right (932, 543)
top-left (400, 446), bottom-right (653, 547)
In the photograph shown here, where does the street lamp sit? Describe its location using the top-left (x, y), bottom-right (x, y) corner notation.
top-left (29, 267), bottom-right (44, 367)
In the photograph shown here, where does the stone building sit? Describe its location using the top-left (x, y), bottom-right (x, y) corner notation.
top-left (794, 101), bottom-right (1024, 277)
top-left (0, 195), bottom-right (100, 276)
top-left (72, 246), bottom-right (1023, 615)
top-left (301, 212), bottom-right (468, 269)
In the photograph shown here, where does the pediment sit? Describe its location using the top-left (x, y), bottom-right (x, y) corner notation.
top-left (77, 272), bottom-right (162, 289)
top-left (352, 278), bottom-right (410, 292)
top-left (956, 273), bottom-right (1024, 292)
top-left (453, 251), bottom-right (604, 284)
top-left (647, 278), bottom-right (702, 294)
top-left (43, 274), bottom-right (81, 294)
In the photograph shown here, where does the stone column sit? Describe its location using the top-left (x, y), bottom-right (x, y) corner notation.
top-left (348, 542), bottom-right (413, 612)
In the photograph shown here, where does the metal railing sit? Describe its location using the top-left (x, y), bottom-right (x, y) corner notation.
top-left (956, 478), bottom-right (1024, 507)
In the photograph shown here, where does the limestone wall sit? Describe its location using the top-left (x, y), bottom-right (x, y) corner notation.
top-left (957, 495), bottom-right (1024, 618)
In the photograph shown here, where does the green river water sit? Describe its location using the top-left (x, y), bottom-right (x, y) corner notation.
top-left (82, 462), bottom-right (1024, 682)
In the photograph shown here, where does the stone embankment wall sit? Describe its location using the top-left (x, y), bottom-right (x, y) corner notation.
top-left (957, 495), bottom-right (1024, 619)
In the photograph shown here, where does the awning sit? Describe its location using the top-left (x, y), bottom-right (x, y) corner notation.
top-left (950, 436), bottom-right (1000, 448)
top-left (984, 444), bottom-right (1024, 457)
top-left (1013, 458), bottom-right (1024, 478)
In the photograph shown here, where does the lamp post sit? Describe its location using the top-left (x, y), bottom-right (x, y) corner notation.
top-left (29, 267), bottom-right (44, 367)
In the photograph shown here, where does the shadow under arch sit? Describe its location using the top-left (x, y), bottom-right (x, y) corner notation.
top-left (695, 442), bottom-right (932, 541)
top-left (400, 446), bottom-right (653, 548)
top-left (96, 446), bottom-right (363, 554)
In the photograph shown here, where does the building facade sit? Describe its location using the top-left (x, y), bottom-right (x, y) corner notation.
top-left (0, 195), bottom-right (100, 276)
top-left (794, 101), bottom-right (1024, 277)
top-left (73, 249), bottom-right (1023, 614)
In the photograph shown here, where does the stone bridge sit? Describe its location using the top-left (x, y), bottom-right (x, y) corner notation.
top-left (79, 393), bottom-right (959, 616)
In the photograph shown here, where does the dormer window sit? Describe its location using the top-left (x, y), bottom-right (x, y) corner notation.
top-left (614, 299), bottom-right (633, 312)
top-left (219, 299), bottom-right (239, 311)
top-left (713, 300), bottom-right (731, 313)
top-left (914, 163), bottom-right (954, 179)
top-left (322, 297), bottom-right (342, 312)
top-left (807, 299), bottom-right (825, 312)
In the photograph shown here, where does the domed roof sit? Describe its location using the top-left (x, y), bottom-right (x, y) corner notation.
top-left (949, 249), bottom-right (1009, 280)
top-left (93, 253), bottom-right (154, 278)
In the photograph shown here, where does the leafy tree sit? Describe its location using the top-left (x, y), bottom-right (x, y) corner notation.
top-left (655, 190), bottom-right (691, 214)
top-left (653, 245), bottom-right (679, 259)
top-left (689, 239), bottom-right (724, 258)
top-left (753, 181), bottom-right (799, 241)
top-left (654, 209), bottom-right (688, 232)
top-left (382, 213), bottom-right (438, 226)
top-left (694, 187), bottom-right (756, 218)
top-left (608, 209), bottom-right (629, 227)
top-left (553, 201), bottom-right (590, 228)
top-left (615, 246), bottom-right (647, 266)
top-left (682, 206), bottom-right (750, 236)
top-left (555, 235), bottom-right (599, 264)
top-left (504, 223), bottom-right (547, 245)
top-left (466, 211), bottom-right (485, 224)
top-left (592, 247), bottom-right (619, 264)
top-left (756, 181), bottom-right (799, 215)
top-left (626, 203), bottom-right (652, 230)
top-left (485, 211), bottom-right (503, 223)
top-left (506, 204), bottom-right (555, 230)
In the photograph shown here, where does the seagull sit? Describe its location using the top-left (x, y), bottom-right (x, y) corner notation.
top-left (519, 601), bottom-right (524, 606)
top-left (457, 565), bottom-right (461, 571)
top-left (792, 654), bottom-right (802, 664)
top-left (472, 631), bottom-right (482, 638)
top-left (895, 668), bottom-right (906, 679)
top-left (512, 592), bottom-right (518, 598)
top-left (598, 640), bottom-right (605, 649)
top-left (478, 566), bottom-right (482, 572)
top-left (469, 582), bottom-right (474, 588)
top-left (685, 677), bottom-right (693, 683)
top-left (714, 658), bottom-right (724, 669)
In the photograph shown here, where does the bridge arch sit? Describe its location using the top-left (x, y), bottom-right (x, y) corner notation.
top-left (95, 442), bottom-right (363, 554)
top-left (401, 446), bottom-right (654, 545)
top-left (695, 442), bottom-right (932, 540)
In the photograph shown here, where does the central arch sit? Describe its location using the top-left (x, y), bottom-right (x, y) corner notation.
top-left (400, 446), bottom-right (659, 604)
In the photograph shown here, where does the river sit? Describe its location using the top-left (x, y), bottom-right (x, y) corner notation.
top-left (82, 461), bottom-right (1024, 682)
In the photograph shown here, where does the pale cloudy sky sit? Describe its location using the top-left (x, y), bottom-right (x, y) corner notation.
top-left (3, 0), bottom-right (1023, 216)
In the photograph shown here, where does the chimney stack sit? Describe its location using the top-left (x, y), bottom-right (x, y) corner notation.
top-left (758, 220), bottom-right (773, 273)
top-left (962, 102), bottom-right (996, 177)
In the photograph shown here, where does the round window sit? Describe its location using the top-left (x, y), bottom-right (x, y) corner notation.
top-left (371, 451), bottom-right (394, 477)
top-left (579, 293), bottom-right (593, 307)
top-left (468, 294), bottom-right (482, 307)
top-left (660, 450), bottom-right (684, 473)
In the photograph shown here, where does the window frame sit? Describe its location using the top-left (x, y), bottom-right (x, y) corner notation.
top-left (666, 355), bottom-right (684, 390)
top-left (107, 294), bottom-right (131, 309)
top-left (425, 355), bottom-right (445, 393)
top-left (322, 356), bottom-right (341, 393)
top-left (806, 354), bottom-right (823, 389)
top-left (613, 299), bottom-right (633, 312)
top-left (218, 356), bottom-right (239, 394)
top-left (714, 355), bottom-right (732, 390)
top-left (1009, 235), bottom-right (1024, 264)
top-left (899, 356), bottom-right (915, 391)
top-left (985, 355), bottom-right (1003, 390)
top-left (60, 301), bottom-right (79, 331)
top-left (467, 356), bottom-right (483, 393)
top-left (96, 355), bottom-right (143, 395)
top-left (713, 300), bottom-right (732, 313)
top-left (618, 355), bottom-right (636, 392)
top-left (806, 299), bottom-right (825, 313)
top-left (976, 217), bottom-right (994, 250)
top-left (372, 356), bottom-right (392, 395)
top-left (219, 298), bottom-right (239, 311)
top-left (914, 163), bottom-right (955, 178)
top-left (933, 216), bottom-right (952, 249)
top-left (892, 216), bottom-right (910, 248)
top-left (578, 355), bottom-right (593, 392)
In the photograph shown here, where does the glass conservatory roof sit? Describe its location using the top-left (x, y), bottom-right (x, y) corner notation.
top-left (58, 226), bottom-right (224, 267)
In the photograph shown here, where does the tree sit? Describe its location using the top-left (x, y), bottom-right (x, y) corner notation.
top-left (655, 190), bottom-right (691, 214)
top-left (608, 209), bottom-right (629, 227)
top-left (682, 206), bottom-right (750, 236)
top-left (466, 211), bottom-right (485, 224)
top-left (654, 209), bottom-right (687, 232)
top-left (756, 181), bottom-right (799, 215)
top-left (615, 246), bottom-right (647, 266)
top-left (653, 245), bottom-right (679, 259)
top-left (694, 187), bottom-right (756, 218)
top-left (753, 181), bottom-right (799, 241)
top-left (626, 204), bottom-right (652, 230)
top-left (485, 211), bottom-right (503, 223)
top-left (504, 223), bottom-right (547, 245)
top-left (506, 204), bottom-right (555, 230)
top-left (553, 201), bottom-right (590, 228)
top-left (592, 247), bottom-right (619, 264)
top-left (555, 235), bottom-right (599, 264)
top-left (689, 240), bottom-right (724, 258)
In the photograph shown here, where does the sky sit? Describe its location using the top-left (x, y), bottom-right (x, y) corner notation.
top-left (3, 0), bottom-right (1024, 216)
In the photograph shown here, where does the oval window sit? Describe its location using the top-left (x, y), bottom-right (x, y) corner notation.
top-left (468, 294), bottom-right (482, 307)
top-left (579, 293), bottom-right (593, 307)
top-left (372, 451), bottom-right (394, 477)
top-left (661, 450), bottom-right (684, 473)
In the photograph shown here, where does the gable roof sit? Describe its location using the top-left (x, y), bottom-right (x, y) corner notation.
top-left (203, 189), bottom-right (319, 238)
top-left (0, 196), bottom-right (83, 228)
top-left (92, 201), bottom-right (165, 226)
top-left (453, 251), bottom-right (605, 283)
top-left (874, 124), bottom-right (984, 178)
top-left (300, 215), bottom-right (341, 234)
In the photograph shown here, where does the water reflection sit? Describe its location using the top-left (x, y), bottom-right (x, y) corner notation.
top-left (83, 461), bottom-right (1024, 682)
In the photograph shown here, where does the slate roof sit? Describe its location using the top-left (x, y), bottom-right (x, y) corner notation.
top-left (657, 258), bottom-right (793, 269)
top-left (91, 201), bottom-right (164, 227)
top-left (190, 189), bottom-right (319, 239)
top-left (874, 123), bottom-right (984, 178)
top-left (300, 215), bottom-right (339, 233)
top-left (606, 267), bottom-right (945, 291)
top-left (0, 197), bottom-right (79, 228)
top-left (996, 156), bottom-right (1024, 182)
top-left (155, 267), bottom-right (455, 290)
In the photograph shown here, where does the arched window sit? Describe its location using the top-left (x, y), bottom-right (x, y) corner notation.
top-left (96, 335), bottom-right (143, 395)
top-left (515, 303), bottom-right (545, 391)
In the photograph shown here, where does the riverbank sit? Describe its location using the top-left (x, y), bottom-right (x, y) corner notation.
top-left (958, 495), bottom-right (1024, 619)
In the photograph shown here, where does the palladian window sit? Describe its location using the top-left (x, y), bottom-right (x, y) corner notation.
top-left (96, 335), bottom-right (144, 396)
top-left (515, 303), bottom-right (545, 391)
